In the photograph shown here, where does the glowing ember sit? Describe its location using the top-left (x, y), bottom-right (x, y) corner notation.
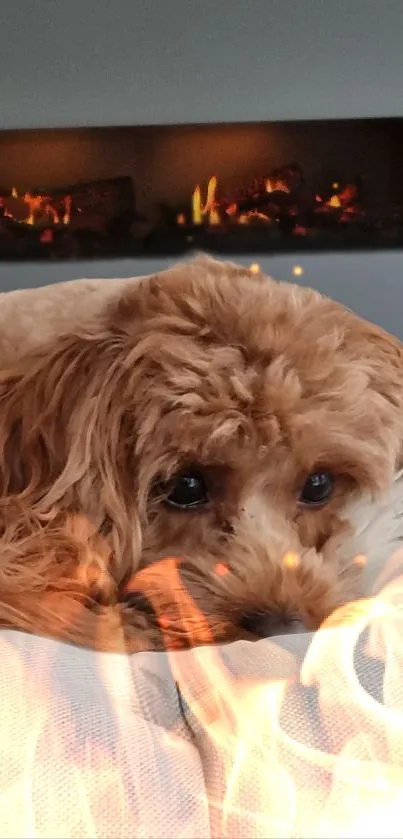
top-left (249, 263), bottom-right (261, 274)
top-left (226, 203), bottom-right (238, 217)
top-left (214, 562), bottom-right (230, 577)
top-left (39, 229), bottom-right (54, 244)
top-left (265, 177), bottom-right (290, 194)
top-left (282, 552), bottom-right (300, 569)
top-left (329, 195), bottom-right (342, 209)
top-left (274, 179), bottom-right (290, 193)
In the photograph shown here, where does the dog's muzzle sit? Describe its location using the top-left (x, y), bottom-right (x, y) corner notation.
top-left (122, 588), bottom-right (308, 642)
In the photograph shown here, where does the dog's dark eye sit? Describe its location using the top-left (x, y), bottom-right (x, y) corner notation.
top-left (165, 471), bottom-right (209, 510)
top-left (299, 471), bottom-right (334, 507)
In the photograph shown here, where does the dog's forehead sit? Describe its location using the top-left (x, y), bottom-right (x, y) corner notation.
top-left (119, 261), bottom-right (343, 356)
top-left (115, 256), bottom-right (401, 371)
top-left (117, 260), bottom-right (403, 492)
top-left (116, 262), bottom-right (396, 426)
top-left (139, 263), bottom-right (401, 404)
top-left (128, 270), bottom-right (354, 398)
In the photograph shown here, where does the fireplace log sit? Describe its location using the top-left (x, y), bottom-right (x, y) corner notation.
top-left (234, 190), bottom-right (294, 215)
top-left (51, 176), bottom-right (136, 233)
top-left (0, 176), bottom-right (137, 234)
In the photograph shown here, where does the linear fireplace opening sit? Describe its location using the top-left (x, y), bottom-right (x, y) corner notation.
top-left (0, 118), bottom-right (402, 261)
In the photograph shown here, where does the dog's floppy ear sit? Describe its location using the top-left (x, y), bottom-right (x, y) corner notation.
top-left (353, 318), bottom-right (403, 401)
top-left (0, 325), bottom-right (143, 585)
top-left (343, 312), bottom-right (403, 470)
top-left (0, 334), bottom-right (106, 500)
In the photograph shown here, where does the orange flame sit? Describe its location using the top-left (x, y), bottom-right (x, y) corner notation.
top-left (191, 173), bottom-right (292, 228)
top-left (328, 194), bottom-right (342, 209)
top-left (265, 177), bottom-right (290, 194)
top-left (192, 176), bottom-right (219, 225)
top-left (2, 549), bottom-right (403, 835)
top-left (163, 558), bottom-right (403, 838)
top-left (62, 195), bottom-right (72, 225)
top-left (4, 188), bottom-right (71, 227)
top-left (23, 192), bottom-right (47, 225)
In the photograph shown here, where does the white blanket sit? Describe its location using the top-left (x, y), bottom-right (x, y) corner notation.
top-left (0, 612), bottom-right (400, 839)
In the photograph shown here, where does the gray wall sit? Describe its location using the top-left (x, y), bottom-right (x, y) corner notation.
top-left (2, 0), bottom-right (403, 129)
top-left (1, 1), bottom-right (403, 336)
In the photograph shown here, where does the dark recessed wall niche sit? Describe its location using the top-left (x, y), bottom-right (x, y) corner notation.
top-left (0, 119), bottom-right (402, 261)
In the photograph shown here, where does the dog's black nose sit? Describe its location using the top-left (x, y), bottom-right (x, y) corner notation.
top-left (241, 612), bottom-right (307, 638)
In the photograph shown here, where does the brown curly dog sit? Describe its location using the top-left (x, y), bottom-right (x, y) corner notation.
top-left (0, 255), bottom-right (401, 652)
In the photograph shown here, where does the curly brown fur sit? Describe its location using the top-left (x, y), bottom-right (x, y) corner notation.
top-left (0, 255), bottom-right (402, 652)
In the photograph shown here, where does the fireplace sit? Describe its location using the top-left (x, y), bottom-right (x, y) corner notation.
top-left (0, 119), bottom-right (402, 261)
